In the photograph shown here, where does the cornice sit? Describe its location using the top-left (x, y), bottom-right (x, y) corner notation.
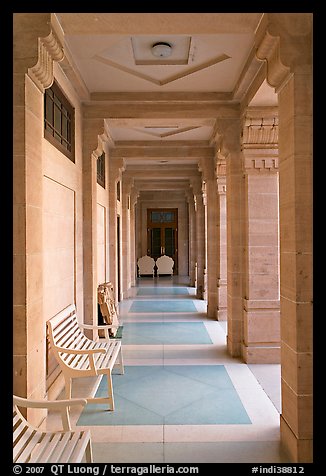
top-left (110, 146), bottom-right (214, 159)
top-left (89, 91), bottom-right (233, 103)
top-left (82, 102), bottom-right (240, 120)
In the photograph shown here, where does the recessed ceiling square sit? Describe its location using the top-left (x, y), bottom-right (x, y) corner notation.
top-left (131, 36), bottom-right (191, 65)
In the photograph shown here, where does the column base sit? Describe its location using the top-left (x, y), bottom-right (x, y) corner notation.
top-left (196, 285), bottom-right (204, 300)
top-left (280, 415), bottom-right (313, 463)
top-left (242, 343), bottom-right (281, 363)
top-left (207, 298), bottom-right (218, 319)
top-left (226, 335), bottom-right (242, 357)
top-left (217, 307), bottom-right (227, 321)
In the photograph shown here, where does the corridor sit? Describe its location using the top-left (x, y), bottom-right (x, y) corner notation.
top-left (50, 276), bottom-right (288, 463)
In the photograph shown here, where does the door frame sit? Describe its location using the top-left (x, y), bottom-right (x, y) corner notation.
top-left (147, 208), bottom-right (178, 274)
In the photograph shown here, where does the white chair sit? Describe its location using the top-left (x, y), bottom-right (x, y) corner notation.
top-left (156, 255), bottom-right (174, 276)
top-left (13, 395), bottom-right (93, 463)
top-left (137, 255), bottom-right (155, 277)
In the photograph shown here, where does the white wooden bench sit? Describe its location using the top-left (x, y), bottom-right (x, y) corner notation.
top-left (13, 395), bottom-right (92, 463)
top-left (47, 304), bottom-right (124, 411)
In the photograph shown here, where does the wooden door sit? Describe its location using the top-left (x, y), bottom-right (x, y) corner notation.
top-left (147, 208), bottom-right (178, 274)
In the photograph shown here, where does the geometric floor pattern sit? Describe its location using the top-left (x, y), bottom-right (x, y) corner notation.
top-left (137, 287), bottom-right (189, 296)
top-left (128, 300), bottom-right (197, 313)
top-left (76, 365), bottom-right (251, 426)
top-left (48, 277), bottom-right (287, 462)
top-left (121, 322), bottom-right (213, 345)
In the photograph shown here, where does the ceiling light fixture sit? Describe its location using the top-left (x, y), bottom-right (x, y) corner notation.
top-left (151, 42), bottom-right (172, 58)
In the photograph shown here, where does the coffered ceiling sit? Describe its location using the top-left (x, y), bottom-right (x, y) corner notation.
top-left (53, 13), bottom-right (277, 188)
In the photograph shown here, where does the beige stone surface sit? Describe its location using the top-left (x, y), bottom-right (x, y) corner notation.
top-left (13, 12), bottom-right (313, 462)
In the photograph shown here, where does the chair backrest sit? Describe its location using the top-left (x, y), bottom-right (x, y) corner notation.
top-left (137, 255), bottom-right (155, 275)
top-left (156, 255), bottom-right (174, 275)
top-left (47, 304), bottom-right (89, 369)
top-left (13, 402), bottom-right (32, 461)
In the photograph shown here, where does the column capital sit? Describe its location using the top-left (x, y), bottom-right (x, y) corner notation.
top-left (256, 13), bottom-right (312, 92)
top-left (28, 28), bottom-right (64, 92)
top-left (82, 118), bottom-right (106, 158)
top-left (109, 157), bottom-right (126, 180)
top-left (215, 118), bottom-right (242, 159)
top-left (122, 175), bottom-right (134, 195)
top-left (198, 156), bottom-right (215, 183)
top-left (130, 187), bottom-right (140, 208)
top-left (14, 14), bottom-right (64, 92)
top-left (190, 177), bottom-right (203, 197)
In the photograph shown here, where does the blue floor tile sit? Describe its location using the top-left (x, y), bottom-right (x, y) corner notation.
top-left (129, 300), bottom-right (197, 313)
top-left (77, 365), bottom-right (251, 426)
top-left (137, 287), bottom-right (189, 296)
top-left (122, 322), bottom-right (212, 344)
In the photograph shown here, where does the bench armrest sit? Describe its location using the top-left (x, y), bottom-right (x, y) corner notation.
top-left (13, 395), bottom-right (87, 431)
top-left (79, 322), bottom-right (120, 340)
top-left (79, 323), bottom-right (119, 330)
top-left (53, 344), bottom-right (106, 373)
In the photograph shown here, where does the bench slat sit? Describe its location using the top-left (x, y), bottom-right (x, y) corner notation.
top-left (30, 433), bottom-right (57, 463)
top-left (55, 321), bottom-right (83, 347)
top-left (15, 430), bottom-right (44, 463)
top-left (13, 400), bottom-right (93, 464)
top-left (38, 432), bottom-right (71, 463)
top-left (53, 431), bottom-right (86, 463)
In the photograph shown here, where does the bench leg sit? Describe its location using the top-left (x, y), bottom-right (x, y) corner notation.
top-left (87, 372), bottom-right (115, 411)
top-left (65, 376), bottom-right (72, 400)
top-left (85, 439), bottom-right (93, 463)
top-left (106, 371), bottom-right (114, 411)
top-left (118, 347), bottom-right (124, 375)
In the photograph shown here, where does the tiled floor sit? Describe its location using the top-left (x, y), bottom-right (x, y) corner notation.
top-left (48, 276), bottom-right (289, 463)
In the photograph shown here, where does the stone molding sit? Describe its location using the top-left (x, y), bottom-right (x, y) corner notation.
top-left (243, 298), bottom-right (280, 311)
top-left (243, 156), bottom-right (279, 172)
top-left (242, 116), bottom-right (278, 147)
top-left (28, 29), bottom-right (64, 92)
top-left (215, 151), bottom-right (226, 176)
top-left (216, 176), bottom-right (226, 194)
top-left (242, 142), bottom-right (279, 172)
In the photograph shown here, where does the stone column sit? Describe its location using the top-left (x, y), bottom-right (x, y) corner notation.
top-left (200, 157), bottom-right (219, 318)
top-left (257, 13), bottom-right (312, 462)
top-left (242, 114), bottom-right (280, 363)
top-left (108, 158), bottom-right (125, 303)
top-left (215, 154), bottom-right (227, 321)
top-left (219, 118), bottom-right (243, 356)
top-left (13, 14), bottom-right (64, 416)
top-left (82, 119), bottom-right (104, 328)
top-left (121, 175), bottom-right (133, 299)
top-left (130, 187), bottom-right (139, 287)
top-left (185, 190), bottom-right (196, 287)
top-left (191, 179), bottom-right (205, 299)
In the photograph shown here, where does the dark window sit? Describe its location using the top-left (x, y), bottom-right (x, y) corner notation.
top-left (151, 211), bottom-right (175, 223)
top-left (97, 152), bottom-right (105, 188)
top-left (44, 81), bottom-right (75, 162)
top-left (117, 181), bottom-right (120, 201)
